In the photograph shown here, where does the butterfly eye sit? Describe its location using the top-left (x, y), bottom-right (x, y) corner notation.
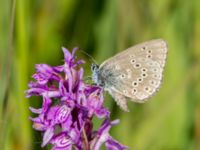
top-left (150, 80), bottom-right (159, 87)
top-left (141, 46), bottom-right (146, 51)
top-left (152, 68), bottom-right (159, 72)
top-left (134, 63), bottom-right (141, 68)
top-left (141, 68), bottom-right (147, 72)
top-left (130, 59), bottom-right (136, 64)
top-left (137, 78), bottom-right (143, 82)
top-left (144, 86), bottom-right (150, 92)
top-left (145, 86), bottom-right (155, 94)
top-left (91, 64), bottom-right (99, 71)
top-left (132, 88), bottom-right (137, 94)
top-left (150, 80), bottom-right (155, 85)
top-left (142, 73), bottom-right (147, 78)
top-left (132, 81), bottom-right (138, 87)
top-left (130, 55), bottom-right (135, 58)
top-left (147, 54), bottom-right (152, 58)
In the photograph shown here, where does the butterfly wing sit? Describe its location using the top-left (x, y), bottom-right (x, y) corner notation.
top-left (107, 89), bottom-right (129, 111)
top-left (99, 39), bottom-right (167, 103)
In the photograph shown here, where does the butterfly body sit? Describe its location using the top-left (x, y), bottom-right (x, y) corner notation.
top-left (92, 39), bottom-right (168, 111)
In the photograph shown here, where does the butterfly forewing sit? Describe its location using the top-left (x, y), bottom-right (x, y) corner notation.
top-left (99, 39), bottom-right (167, 103)
top-left (100, 39), bottom-right (167, 68)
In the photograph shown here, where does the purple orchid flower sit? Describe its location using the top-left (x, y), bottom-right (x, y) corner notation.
top-left (26, 47), bottom-right (128, 150)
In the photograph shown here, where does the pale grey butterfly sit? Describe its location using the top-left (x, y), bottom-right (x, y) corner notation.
top-left (91, 39), bottom-right (168, 111)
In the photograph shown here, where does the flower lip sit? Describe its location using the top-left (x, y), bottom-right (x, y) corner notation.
top-left (51, 132), bottom-right (72, 149)
top-left (54, 105), bottom-right (71, 124)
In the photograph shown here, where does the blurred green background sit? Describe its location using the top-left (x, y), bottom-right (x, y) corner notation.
top-left (1, 0), bottom-right (200, 149)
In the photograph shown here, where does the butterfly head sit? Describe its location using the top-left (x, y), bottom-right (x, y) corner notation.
top-left (91, 63), bottom-right (105, 87)
top-left (91, 63), bottom-right (99, 72)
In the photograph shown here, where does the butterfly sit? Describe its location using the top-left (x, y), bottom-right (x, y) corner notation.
top-left (91, 39), bottom-right (168, 111)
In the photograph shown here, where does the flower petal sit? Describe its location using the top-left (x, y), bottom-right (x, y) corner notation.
top-left (105, 136), bottom-right (129, 150)
top-left (29, 107), bottom-right (42, 114)
top-left (42, 127), bottom-right (54, 147)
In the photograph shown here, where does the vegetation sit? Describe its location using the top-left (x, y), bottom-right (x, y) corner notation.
top-left (0, 0), bottom-right (200, 149)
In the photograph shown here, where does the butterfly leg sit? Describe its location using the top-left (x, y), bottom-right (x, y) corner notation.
top-left (108, 89), bottom-right (129, 112)
top-left (83, 76), bottom-right (92, 84)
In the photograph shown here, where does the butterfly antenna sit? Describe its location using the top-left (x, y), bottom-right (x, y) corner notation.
top-left (80, 50), bottom-right (98, 65)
